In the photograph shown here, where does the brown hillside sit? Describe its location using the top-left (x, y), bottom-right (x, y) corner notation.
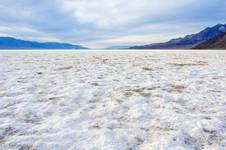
top-left (194, 33), bottom-right (226, 49)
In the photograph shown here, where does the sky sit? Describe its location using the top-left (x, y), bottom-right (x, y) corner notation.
top-left (0, 0), bottom-right (226, 48)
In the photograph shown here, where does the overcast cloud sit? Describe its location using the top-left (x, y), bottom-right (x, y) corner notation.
top-left (0, 0), bottom-right (225, 48)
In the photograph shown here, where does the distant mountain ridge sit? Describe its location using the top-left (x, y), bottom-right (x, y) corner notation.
top-left (130, 24), bottom-right (226, 49)
top-left (105, 45), bottom-right (132, 49)
top-left (0, 37), bottom-right (88, 49)
top-left (194, 32), bottom-right (226, 49)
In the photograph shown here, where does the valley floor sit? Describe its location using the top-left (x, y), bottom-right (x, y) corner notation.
top-left (0, 50), bottom-right (226, 150)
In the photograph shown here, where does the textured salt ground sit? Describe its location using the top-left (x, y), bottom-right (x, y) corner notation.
top-left (0, 50), bottom-right (226, 150)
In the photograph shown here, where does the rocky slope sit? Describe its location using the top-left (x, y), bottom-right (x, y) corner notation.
top-left (194, 32), bottom-right (226, 49)
top-left (130, 24), bottom-right (226, 49)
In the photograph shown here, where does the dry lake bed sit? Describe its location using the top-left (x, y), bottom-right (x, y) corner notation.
top-left (0, 50), bottom-right (226, 150)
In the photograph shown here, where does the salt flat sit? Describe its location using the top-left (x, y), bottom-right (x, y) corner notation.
top-left (0, 50), bottom-right (226, 150)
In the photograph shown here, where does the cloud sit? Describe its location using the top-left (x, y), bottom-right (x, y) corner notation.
top-left (0, 0), bottom-right (225, 47)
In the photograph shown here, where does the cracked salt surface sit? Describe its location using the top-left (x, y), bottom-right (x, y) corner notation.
top-left (0, 50), bottom-right (226, 150)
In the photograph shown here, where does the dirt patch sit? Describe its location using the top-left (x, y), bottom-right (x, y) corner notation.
top-left (36, 72), bottom-right (43, 75)
top-left (168, 62), bottom-right (207, 67)
top-left (91, 82), bottom-right (99, 86)
top-left (18, 144), bottom-right (35, 150)
top-left (0, 127), bottom-right (18, 142)
top-left (88, 125), bottom-right (101, 130)
top-left (56, 66), bottom-right (73, 71)
top-left (48, 96), bottom-right (63, 101)
top-left (163, 84), bottom-right (186, 93)
top-left (124, 87), bottom-right (152, 97)
top-left (142, 67), bottom-right (153, 71)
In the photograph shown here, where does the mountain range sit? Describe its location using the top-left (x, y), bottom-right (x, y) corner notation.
top-left (105, 45), bottom-right (132, 49)
top-left (1, 24), bottom-right (226, 50)
top-left (194, 32), bottom-right (226, 49)
top-left (130, 24), bottom-right (226, 49)
top-left (0, 37), bottom-right (88, 49)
